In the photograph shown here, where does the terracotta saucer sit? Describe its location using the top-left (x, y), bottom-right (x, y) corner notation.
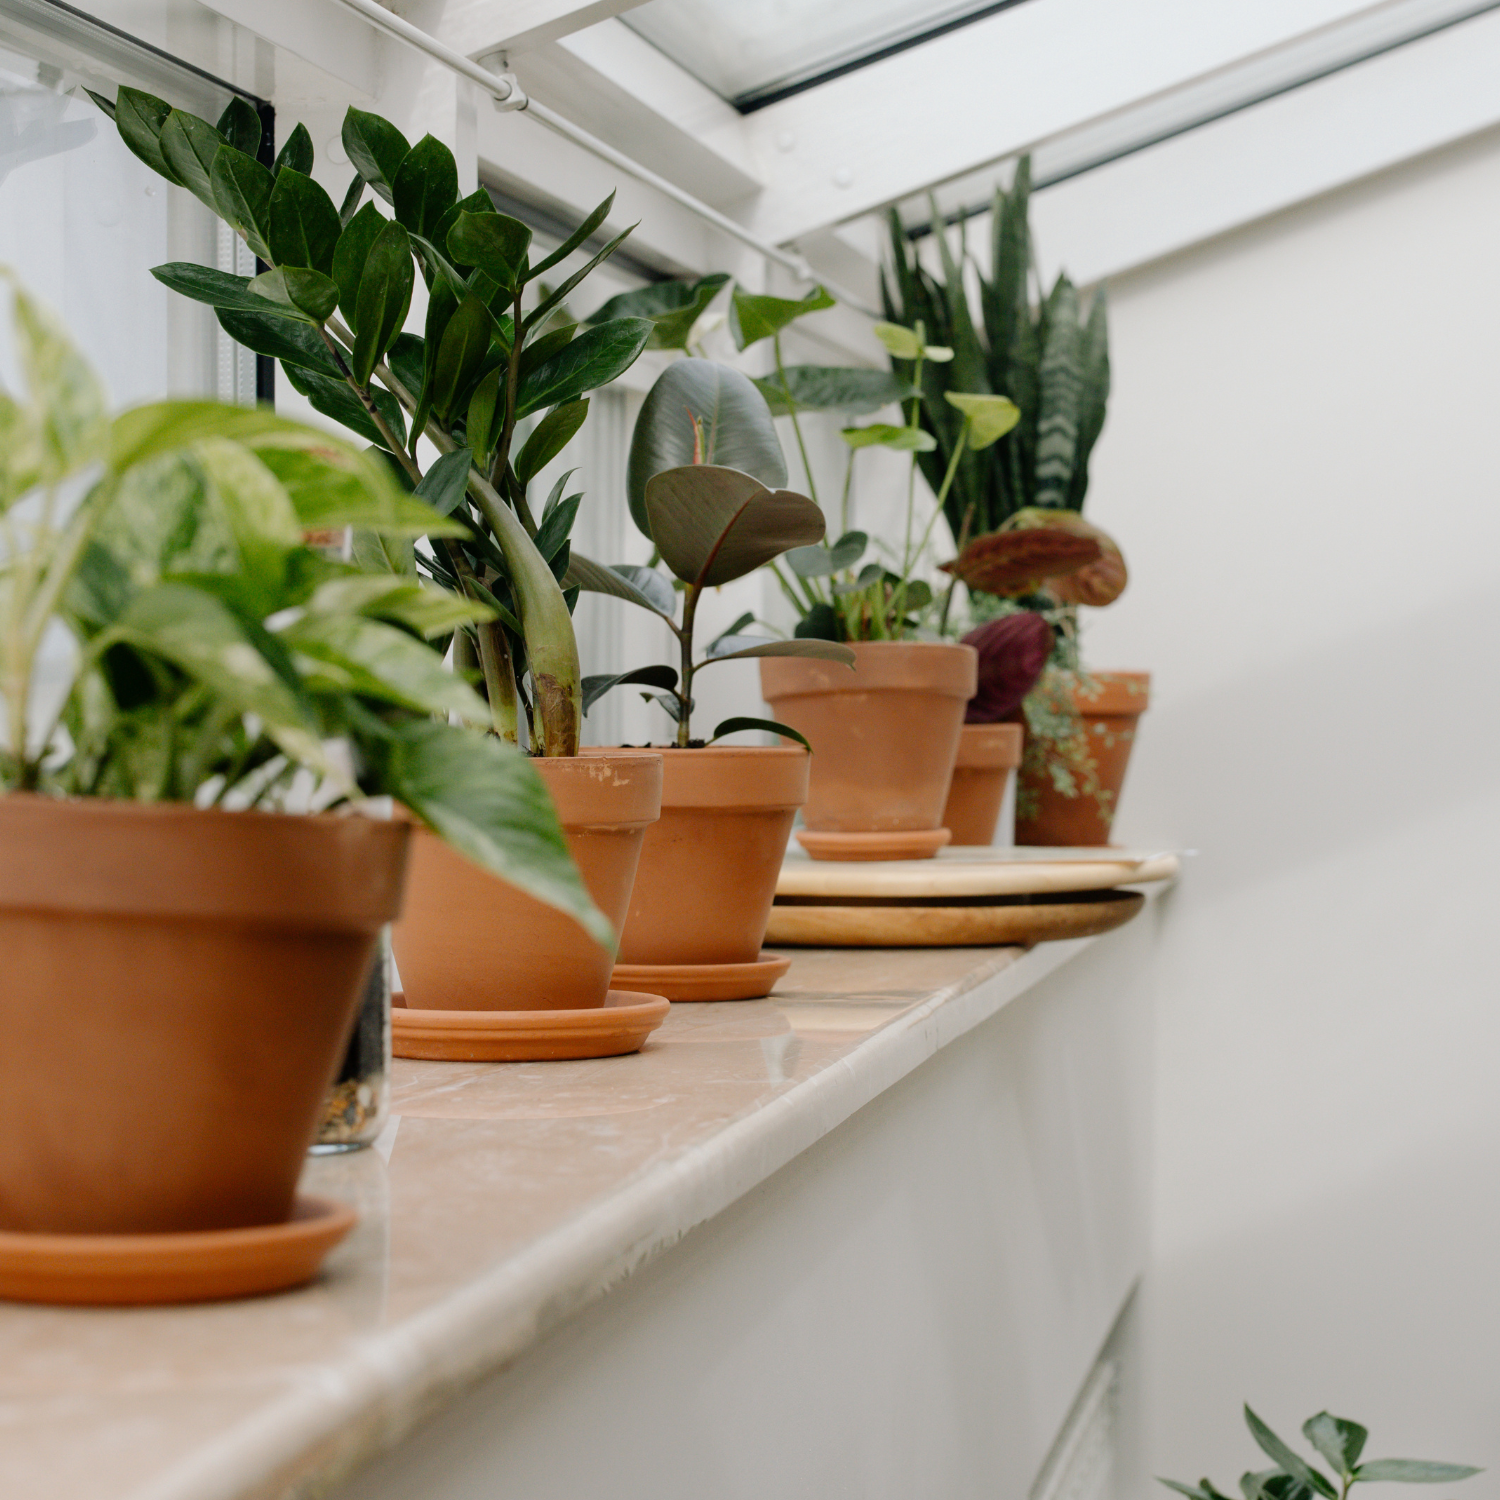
top-left (0, 1196), bottom-right (357, 1306)
top-left (796, 827), bottom-right (952, 861)
top-left (611, 951), bottom-right (791, 1003)
top-left (392, 989), bottom-right (670, 1061)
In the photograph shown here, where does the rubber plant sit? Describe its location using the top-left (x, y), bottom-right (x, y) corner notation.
top-left (1161, 1406), bottom-right (1479, 1500)
top-left (0, 276), bottom-right (605, 940)
top-left (94, 88), bottom-right (653, 765)
top-left (568, 359), bottom-right (854, 745)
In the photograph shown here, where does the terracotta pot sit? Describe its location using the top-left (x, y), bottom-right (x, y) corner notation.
top-left (760, 642), bottom-right (977, 859)
top-left (1015, 672), bottom-right (1151, 846)
top-left (0, 797), bottom-right (409, 1236)
top-left (942, 723), bottom-right (1024, 845)
top-left (393, 753), bottom-right (661, 1011)
top-left (584, 746), bottom-right (809, 965)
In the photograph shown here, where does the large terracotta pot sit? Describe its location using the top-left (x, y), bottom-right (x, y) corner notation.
top-left (942, 723), bottom-right (1024, 845)
top-left (760, 641), bottom-right (978, 860)
top-left (585, 746), bottom-right (809, 965)
top-left (393, 752), bottom-right (662, 1011)
top-left (0, 797), bottom-right (409, 1235)
top-left (1015, 672), bottom-right (1150, 846)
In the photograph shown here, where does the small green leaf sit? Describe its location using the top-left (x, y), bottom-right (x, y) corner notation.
top-left (1244, 1409), bottom-right (1338, 1500)
top-left (331, 201), bottom-right (388, 329)
top-left (338, 174), bottom-right (365, 227)
top-left (793, 601), bottom-right (841, 641)
top-left (707, 612), bottom-right (756, 651)
top-left (1303, 1416), bottom-right (1368, 1477)
top-left (945, 390), bottom-right (1021, 449)
top-left (159, 109), bottom-right (227, 209)
top-left (754, 366), bottom-right (914, 416)
top-left (1353, 1462), bottom-right (1482, 1484)
top-left (151, 263), bottom-right (307, 320)
top-left (217, 97), bottom-right (263, 157)
top-left (392, 134), bottom-right (458, 240)
top-left (582, 664), bottom-right (678, 716)
top-left (465, 367), bottom-right (503, 466)
top-left (528, 190), bottom-right (615, 279)
top-left (515, 398), bottom-right (588, 487)
top-left (515, 317), bottom-right (650, 417)
top-left (268, 168), bottom-right (342, 275)
top-left (873, 321), bottom-right (923, 359)
top-left (215, 308), bottom-right (341, 376)
top-left (209, 146), bottom-right (275, 261)
top-left (589, 272), bottom-right (728, 350)
top-left (524, 222), bottom-right (636, 332)
top-left (446, 210), bottom-right (531, 290)
top-left (534, 491), bottom-right (579, 563)
top-left (729, 284), bottom-right (835, 350)
top-left (114, 88), bottom-right (178, 183)
top-left (351, 219), bottom-right (414, 383)
top-left (564, 555), bottom-right (677, 620)
top-left (413, 446), bottom-right (473, 518)
top-left (341, 107), bottom-right (410, 203)
top-left (842, 422), bottom-right (935, 452)
top-left (272, 121), bottom-right (313, 177)
top-left (430, 293), bottom-right (493, 422)
top-left (708, 716), bottom-right (812, 750)
top-left (280, 267), bottom-right (340, 323)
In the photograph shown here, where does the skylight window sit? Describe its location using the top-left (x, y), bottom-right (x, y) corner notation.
top-left (622, 0), bottom-right (1019, 109)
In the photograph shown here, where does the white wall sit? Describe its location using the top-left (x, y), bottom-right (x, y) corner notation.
top-left (1078, 127), bottom-right (1500, 1489)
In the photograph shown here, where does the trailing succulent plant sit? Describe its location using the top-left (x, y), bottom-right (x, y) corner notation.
top-left (0, 277), bottom-right (606, 940)
top-left (93, 88), bottom-right (655, 760)
top-left (570, 359), bottom-right (854, 746)
top-left (1162, 1405), bottom-right (1479, 1500)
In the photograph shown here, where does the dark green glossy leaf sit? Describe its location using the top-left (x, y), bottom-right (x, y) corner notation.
top-left (385, 332), bottom-right (425, 398)
top-left (528, 190), bottom-right (614, 279)
top-left (85, 88), bottom-right (116, 121)
top-left (432, 189), bottom-right (498, 268)
top-left (515, 398), bottom-right (588, 488)
top-left (268, 168), bottom-right (341, 275)
top-left (589, 272), bottom-right (729, 351)
top-left (217, 97), bottom-right (263, 158)
top-left (271, 122), bottom-right (312, 179)
top-left (114, 87), bottom-right (178, 182)
top-left (392, 133), bottom-right (458, 240)
top-left (708, 716), bottom-right (811, 751)
top-left (754, 365), bottom-right (913, 416)
top-left (563, 554), bottom-right (676, 619)
top-left (414, 446), bottom-right (473, 518)
top-left (793, 601), bottom-right (842, 640)
top-left (430, 294), bottom-right (493, 422)
top-left (209, 146), bottom-right (274, 260)
top-left (280, 267), bottom-right (340, 322)
top-left (518, 322), bottom-right (575, 383)
top-left (729, 283), bottom-right (835, 350)
top-left (341, 107), bottom-right (409, 204)
top-left (281, 362), bottom-right (405, 450)
top-left (215, 307), bottom-right (341, 375)
top-left (627, 359), bottom-right (786, 538)
top-left (151, 263), bottom-right (308, 321)
top-left (466, 366), bottom-right (503, 466)
top-left (1353, 1462), bottom-right (1482, 1484)
top-left (515, 317), bottom-right (649, 418)
top-left (701, 637), bottom-right (854, 667)
top-left (446, 210), bottom-right (531, 291)
top-left (338, 174), bottom-right (365, 227)
top-left (534, 490), bottom-right (579, 563)
top-left (331, 201), bottom-right (388, 329)
top-left (582, 664), bottom-right (677, 716)
top-left (351, 219), bottom-right (414, 384)
top-left (524, 223), bottom-right (636, 332)
top-left (159, 109), bottom-right (227, 209)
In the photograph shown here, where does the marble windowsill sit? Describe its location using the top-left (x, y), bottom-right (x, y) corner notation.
top-left (0, 896), bottom-right (1165, 1500)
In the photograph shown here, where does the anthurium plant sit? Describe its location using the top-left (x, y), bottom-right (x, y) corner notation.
top-left (95, 88), bottom-right (653, 761)
top-left (0, 278), bottom-right (607, 942)
top-left (1161, 1406), bottom-right (1480, 1500)
top-left (567, 359), bottom-right (853, 746)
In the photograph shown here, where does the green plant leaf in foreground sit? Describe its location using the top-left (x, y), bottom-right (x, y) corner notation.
top-left (372, 720), bottom-right (613, 948)
top-left (708, 716), bottom-right (811, 751)
top-left (729, 284), bottom-right (835, 350)
top-left (754, 365), bottom-right (914, 417)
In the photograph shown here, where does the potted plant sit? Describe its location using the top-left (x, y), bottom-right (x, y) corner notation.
top-left (569, 359), bottom-right (854, 999)
top-left (884, 159), bottom-right (1148, 846)
top-left (99, 90), bottom-right (664, 1009)
top-left (1162, 1405), bottom-right (1479, 1500)
top-left (0, 281), bottom-right (600, 1298)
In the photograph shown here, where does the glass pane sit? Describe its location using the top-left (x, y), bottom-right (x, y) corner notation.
top-left (623, 0), bottom-right (1005, 104)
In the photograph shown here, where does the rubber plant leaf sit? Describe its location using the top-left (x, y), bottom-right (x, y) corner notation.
top-left (728, 284), bottom-right (835, 350)
top-left (581, 664), bottom-right (678, 715)
top-left (708, 716), bottom-right (811, 751)
top-left (627, 359), bottom-right (787, 538)
top-left (940, 524), bottom-right (1101, 597)
top-left (700, 637), bottom-right (854, 667)
top-left (644, 464), bottom-right (826, 588)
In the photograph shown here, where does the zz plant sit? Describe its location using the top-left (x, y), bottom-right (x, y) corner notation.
top-left (0, 278), bottom-right (607, 940)
top-left (94, 88), bottom-right (653, 759)
top-left (1162, 1406), bottom-right (1480, 1500)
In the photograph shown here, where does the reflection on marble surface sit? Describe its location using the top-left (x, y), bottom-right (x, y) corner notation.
top-left (0, 945), bottom-right (1024, 1500)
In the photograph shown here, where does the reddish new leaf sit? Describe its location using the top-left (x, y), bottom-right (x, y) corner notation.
top-left (940, 525), bottom-right (1100, 596)
top-left (962, 613), bottom-right (1053, 722)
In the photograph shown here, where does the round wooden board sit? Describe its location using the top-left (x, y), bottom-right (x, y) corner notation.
top-left (776, 850), bottom-right (1178, 900)
top-left (765, 889), bottom-right (1145, 948)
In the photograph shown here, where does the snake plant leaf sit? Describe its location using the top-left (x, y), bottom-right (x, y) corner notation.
top-left (392, 134), bottom-right (459, 241)
top-left (1005, 508), bottom-right (1126, 606)
top-left (114, 88), bottom-right (179, 183)
top-left (1352, 1462), bottom-right (1483, 1484)
top-left (627, 359), bottom-right (787, 538)
top-left (564, 554), bottom-right (678, 620)
top-left (945, 391), bottom-right (1021, 449)
top-left (218, 97), bottom-right (263, 158)
top-left (528, 190), bottom-right (616, 280)
top-left (268, 168), bottom-right (341, 276)
top-left (986, 154), bottom-right (1031, 386)
top-left (581, 664), bottom-right (678, 715)
top-left (1067, 285), bottom-right (1111, 510)
top-left (1244, 1410), bottom-right (1338, 1500)
top-left (754, 365), bottom-right (913, 417)
top-left (729, 284), bottom-right (835, 350)
top-left (159, 109), bottom-right (228, 211)
top-left (331, 201), bottom-right (387, 330)
top-left (1034, 276), bottom-right (1083, 507)
top-left (215, 308), bottom-right (342, 377)
top-left (929, 194), bottom-right (989, 400)
top-left (271, 120), bottom-right (312, 177)
top-left (940, 523), bottom-right (1101, 597)
top-left (514, 317), bottom-right (650, 418)
top-left (645, 464), bottom-right (826, 588)
top-left (446, 210), bottom-right (531, 291)
top-left (371, 719), bottom-right (612, 948)
top-left (701, 637), bottom-right (854, 668)
top-left (589, 272), bottom-right (729, 350)
top-left (351, 220), bottom-right (414, 383)
top-left (515, 399), bottom-right (589, 488)
top-left (707, 716), bottom-right (812, 750)
top-left (341, 107), bottom-right (410, 205)
top-left (1302, 1416), bottom-right (1368, 1478)
top-left (209, 146), bottom-right (274, 261)
top-left (842, 422), bottom-right (935, 452)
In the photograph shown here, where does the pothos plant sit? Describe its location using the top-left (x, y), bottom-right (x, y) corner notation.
top-left (568, 359), bottom-right (854, 746)
top-left (0, 277), bottom-right (607, 940)
top-left (1161, 1405), bottom-right (1479, 1500)
top-left (94, 87), bottom-right (653, 760)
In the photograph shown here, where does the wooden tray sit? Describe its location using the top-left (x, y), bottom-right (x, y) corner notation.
top-left (776, 848), bottom-right (1178, 901)
top-left (765, 889), bottom-right (1145, 948)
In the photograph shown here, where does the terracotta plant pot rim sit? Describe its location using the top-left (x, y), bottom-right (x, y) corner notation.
top-left (582, 745), bottom-right (809, 810)
top-left (954, 722), bottom-right (1024, 769)
top-left (0, 794), bottom-right (408, 929)
top-left (760, 640), bottom-right (977, 700)
top-left (532, 751), bottom-right (663, 829)
top-left (1068, 671), bottom-right (1151, 715)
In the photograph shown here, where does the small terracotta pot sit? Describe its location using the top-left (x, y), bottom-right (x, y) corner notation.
top-left (585, 746), bottom-right (809, 965)
top-left (0, 797), bottom-right (409, 1236)
top-left (942, 723), bottom-right (1024, 845)
top-left (393, 753), bottom-right (662, 1011)
top-left (760, 642), bottom-right (978, 859)
top-left (1015, 672), bottom-right (1150, 846)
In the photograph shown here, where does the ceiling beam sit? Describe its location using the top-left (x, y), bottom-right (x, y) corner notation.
top-left (427, 0), bottom-right (652, 60)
